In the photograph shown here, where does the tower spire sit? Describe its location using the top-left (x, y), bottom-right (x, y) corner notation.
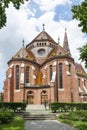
top-left (63, 28), bottom-right (71, 56)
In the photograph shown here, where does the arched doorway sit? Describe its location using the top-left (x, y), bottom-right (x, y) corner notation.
top-left (27, 91), bottom-right (34, 104)
top-left (41, 90), bottom-right (48, 104)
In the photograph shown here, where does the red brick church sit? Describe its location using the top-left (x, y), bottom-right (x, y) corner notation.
top-left (4, 26), bottom-right (87, 104)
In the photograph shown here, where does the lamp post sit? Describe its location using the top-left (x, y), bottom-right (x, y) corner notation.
top-left (23, 83), bottom-right (26, 103)
top-left (55, 59), bottom-right (58, 102)
top-left (0, 90), bottom-right (3, 107)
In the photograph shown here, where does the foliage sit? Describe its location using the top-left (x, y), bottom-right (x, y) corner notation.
top-left (0, 108), bottom-right (14, 124)
top-left (0, 102), bottom-right (27, 112)
top-left (50, 102), bottom-right (87, 113)
top-left (0, 116), bottom-right (24, 130)
top-left (58, 110), bottom-right (87, 130)
top-left (72, 0), bottom-right (87, 33)
top-left (78, 44), bottom-right (87, 68)
top-left (0, 0), bottom-right (27, 29)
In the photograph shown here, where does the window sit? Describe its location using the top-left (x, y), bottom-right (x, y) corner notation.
top-left (16, 65), bottom-right (19, 90)
top-left (69, 64), bottom-right (71, 73)
top-left (26, 66), bottom-right (29, 83)
top-left (84, 80), bottom-right (86, 86)
top-left (50, 65), bottom-right (53, 81)
top-left (38, 49), bottom-right (45, 56)
top-left (59, 63), bottom-right (63, 88)
top-left (78, 79), bottom-right (80, 86)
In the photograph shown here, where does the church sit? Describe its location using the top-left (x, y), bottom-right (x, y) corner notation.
top-left (4, 26), bottom-right (87, 104)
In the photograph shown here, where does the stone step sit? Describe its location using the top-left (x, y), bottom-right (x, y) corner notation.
top-left (23, 113), bottom-right (56, 120)
top-left (26, 104), bottom-right (50, 111)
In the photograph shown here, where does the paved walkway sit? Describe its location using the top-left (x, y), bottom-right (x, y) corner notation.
top-left (25, 120), bottom-right (76, 130)
top-left (25, 105), bottom-right (76, 130)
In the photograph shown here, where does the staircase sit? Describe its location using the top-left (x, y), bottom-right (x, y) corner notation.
top-left (22, 104), bottom-right (56, 120)
top-left (23, 113), bottom-right (56, 120)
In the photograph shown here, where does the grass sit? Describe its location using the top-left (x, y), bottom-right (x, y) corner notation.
top-left (58, 110), bottom-right (87, 130)
top-left (0, 116), bottom-right (25, 130)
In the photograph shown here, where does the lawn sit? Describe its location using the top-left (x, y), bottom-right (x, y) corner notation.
top-left (0, 116), bottom-right (25, 130)
top-left (58, 110), bottom-right (87, 130)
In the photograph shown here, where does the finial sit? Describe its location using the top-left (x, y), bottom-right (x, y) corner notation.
top-left (42, 24), bottom-right (45, 31)
top-left (22, 39), bottom-right (25, 47)
top-left (58, 36), bottom-right (60, 44)
top-left (65, 27), bottom-right (67, 32)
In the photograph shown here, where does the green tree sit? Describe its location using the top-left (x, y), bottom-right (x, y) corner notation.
top-left (0, 0), bottom-right (29, 29)
top-left (72, 0), bottom-right (87, 68)
top-left (71, 0), bottom-right (87, 33)
top-left (78, 44), bottom-right (87, 68)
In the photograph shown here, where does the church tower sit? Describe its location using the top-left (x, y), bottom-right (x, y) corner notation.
top-left (63, 28), bottom-right (71, 56)
top-left (26, 24), bottom-right (57, 64)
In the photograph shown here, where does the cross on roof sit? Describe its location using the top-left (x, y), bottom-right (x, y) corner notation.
top-left (42, 24), bottom-right (45, 31)
top-left (22, 39), bottom-right (25, 47)
top-left (58, 36), bottom-right (60, 44)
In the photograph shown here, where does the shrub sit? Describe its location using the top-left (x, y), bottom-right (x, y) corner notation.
top-left (50, 102), bottom-right (87, 112)
top-left (0, 108), bottom-right (14, 124)
top-left (0, 102), bottom-right (27, 112)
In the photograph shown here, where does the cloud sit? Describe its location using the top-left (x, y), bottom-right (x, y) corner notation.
top-left (33, 0), bottom-right (72, 12)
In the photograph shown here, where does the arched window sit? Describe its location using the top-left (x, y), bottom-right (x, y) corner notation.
top-left (50, 65), bottom-right (53, 81)
top-left (59, 63), bottom-right (63, 88)
top-left (26, 66), bottom-right (29, 83)
top-left (16, 65), bottom-right (19, 90)
top-left (78, 79), bottom-right (80, 86)
top-left (69, 64), bottom-right (71, 73)
top-left (84, 80), bottom-right (86, 86)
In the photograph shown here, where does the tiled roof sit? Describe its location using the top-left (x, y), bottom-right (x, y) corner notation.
top-left (75, 63), bottom-right (86, 74)
top-left (12, 47), bottom-right (35, 61)
top-left (26, 30), bottom-right (57, 47)
top-left (47, 45), bottom-right (70, 58)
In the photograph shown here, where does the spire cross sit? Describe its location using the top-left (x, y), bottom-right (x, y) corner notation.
top-left (22, 39), bottom-right (25, 47)
top-left (58, 36), bottom-right (60, 44)
top-left (42, 24), bottom-right (45, 31)
top-left (65, 27), bottom-right (67, 32)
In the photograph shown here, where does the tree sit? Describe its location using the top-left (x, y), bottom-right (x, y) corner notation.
top-left (78, 44), bottom-right (87, 68)
top-left (0, 0), bottom-right (29, 29)
top-left (71, 0), bottom-right (87, 33)
top-left (72, 0), bottom-right (87, 68)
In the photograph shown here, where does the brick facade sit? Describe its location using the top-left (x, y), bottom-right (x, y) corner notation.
top-left (4, 30), bottom-right (87, 104)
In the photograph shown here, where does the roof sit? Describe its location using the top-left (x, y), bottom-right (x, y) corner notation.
top-left (75, 63), bottom-right (86, 75)
top-left (12, 47), bottom-right (36, 61)
top-left (26, 30), bottom-right (57, 47)
top-left (47, 45), bottom-right (70, 58)
top-left (63, 30), bottom-right (71, 56)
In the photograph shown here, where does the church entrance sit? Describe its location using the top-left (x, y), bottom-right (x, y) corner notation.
top-left (27, 91), bottom-right (34, 104)
top-left (41, 90), bottom-right (48, 104)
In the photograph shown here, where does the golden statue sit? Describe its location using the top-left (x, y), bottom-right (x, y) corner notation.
top-left (36, 71), bottom-right (43, 85)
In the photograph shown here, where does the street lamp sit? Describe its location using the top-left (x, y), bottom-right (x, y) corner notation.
top-left (0, 90), bottom-right (3, 107)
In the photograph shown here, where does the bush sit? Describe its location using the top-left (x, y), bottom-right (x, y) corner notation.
top-left (59, 110), bottom-right (87, 122)
top-left (0, 108), bottom-right (14, 124)
top-left (0, 102), bottom-right (27, 112)
top-left (50, 102), bottom-right (87, 113)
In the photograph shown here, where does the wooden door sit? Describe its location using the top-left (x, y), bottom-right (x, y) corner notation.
top-left (27, 95), bottom-right (33, 104)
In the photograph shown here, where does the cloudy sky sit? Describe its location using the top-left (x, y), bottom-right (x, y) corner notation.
top-left (0, 0), bottom-right (87, 90)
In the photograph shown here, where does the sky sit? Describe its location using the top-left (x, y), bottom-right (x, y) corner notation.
top-left (0, 0), bottom-right (87, 90)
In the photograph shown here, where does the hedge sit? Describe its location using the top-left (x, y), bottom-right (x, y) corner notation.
top-left (0, 102), bottom-right (27, 112)
top-left (50, 102), bottom-right (87, 113)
